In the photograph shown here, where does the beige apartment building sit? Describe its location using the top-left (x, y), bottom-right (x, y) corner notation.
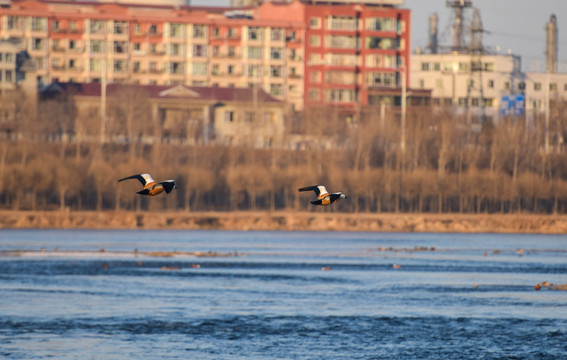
top-left (0, 0), bottom-right (305, 110)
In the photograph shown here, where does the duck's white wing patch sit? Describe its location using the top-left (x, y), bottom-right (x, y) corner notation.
top-left (140, 174), bottom-right (155, 185)
top-left (317, 185), bottom-right (329, 196)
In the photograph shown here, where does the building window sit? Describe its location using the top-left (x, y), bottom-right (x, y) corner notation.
top-left (212, 64), bottom-right (220, 75)
top-left (534, 82), bottom-right (542, 91)
top-left (309, 17), bottom-right (321, 29)
top-left (270, 84), bottom-right (283, 96)
top-left (228, 28), bottom-right (238, 38)
top-left (133, 61), bottom-right (141, 73)
top-left (225, 111), bottom-right (234, 123)
top-left (550, 83), bottom-right (557, 91)
top-left (309, 88), bottom-right (320, 101)
top-left (170, 43), bottom-right (181, 56)
top-left (366, 37), bottom-right (399, 50)
top-left (193, 25), bottom-right (206, 38)
top-left (365, 17), bottom-right (396, 31)
top-left (421, 62), bottom-right (430, 71)
top-left (170, 24), bottom-right (184, 38)
top-left (270, 66), bottom-right (283, 78)
top-left (113, 21), bottom-right (128, 35)
top-left (309, 35), bottom-right (320, 47)
top-left (113, 41), bottom-right (127, 53)
top-left (419, 79), bottom-right (425, 88)
top-left (170, 62), bottom-right (183, 74)
top-left (248, 27), bottom-right (263, 41)
top-left (271, 28), bottom-right (283, 41)
top-left (327, 15), bottom-right (357, 31)
top-left (270, 48), bottom-right (283, 60)
top-left (7, 16), bottom-right (24, 31)
top-left (32, 38), bottom-right (44, 50)
top-left (113, 60), bottom-right (126, 72)
top-left (90, 20), bottom-right (104, 34)
top-left (212, 27), bottom-right (220, 38)
top-left (327, 35), bottom-right (358, 49)
top-left (149, 24), bottom-right (158, 35)
top-left (193, 45), bottom-right (207, 57)
top-left (192, 62), bottom-right (207, 76)
top-left (325, 89), bottom-right (355, 103)
top-left (436, 79), bottom-right (443, 89)
top-left (52, 20), bottom-right (60, 32)
top-left (289, 48), bottom-right (297, 61)
top-left (309, 71), bottom-right (321, 83)
top-left (433, 62), bottom-right (440, 71)
top-left (247, 64), bottom-right (261, 77)
top-left (31, 17), bottom-right (46, 32)
top-left (228, 46), bottom-right (236, 57)
top-left (5, 70), bottom-right (13, 82)
top-left (564, 83), bottom-right (567, 92)
top-left (484, 63), bottom-right (494, 71)
top-left (89, 59), bottom-right (101, 71)
top-left (518, 81), bottom-right (525, 90)
top-left (488, 79), bottom-right (494, 88)
top-left (90, 40), bottom-right (104, 53)
top-left (69, 21), bottom-right (78, 32)
top-left (247, 46), bottom-right (262, 59)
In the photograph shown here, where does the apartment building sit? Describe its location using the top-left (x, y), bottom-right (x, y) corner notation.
top-left (256, 0), bottom-right (411, 112)
top-left (0, 0), bottom-right (305, 109)
top-left (0, 0), bottom-right (409, 112)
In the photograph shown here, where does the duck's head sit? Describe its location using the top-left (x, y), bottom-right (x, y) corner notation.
top-left (340, 193), bottom-right (347, 199)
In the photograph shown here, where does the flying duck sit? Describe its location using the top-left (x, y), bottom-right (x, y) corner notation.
top-left (118, 173), bottom-right (176, 196)
top-left (298, 185), bottom-right (347, 206)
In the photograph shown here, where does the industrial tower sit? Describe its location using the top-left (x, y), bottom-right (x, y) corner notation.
top-left (467, 8), bottom-right (486, 122)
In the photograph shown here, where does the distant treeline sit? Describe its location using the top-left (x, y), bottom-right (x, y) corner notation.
top-left (2, 88), bottom-right (567, 214)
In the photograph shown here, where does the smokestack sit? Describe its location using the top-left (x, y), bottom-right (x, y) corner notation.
top-left (428, 13), bottom-right (438, 54)
top-left (545, 14), bottom-right (557, 73)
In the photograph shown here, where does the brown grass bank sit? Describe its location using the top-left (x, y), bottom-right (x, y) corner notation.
top-left (1, 210), bottom-right (567, 234)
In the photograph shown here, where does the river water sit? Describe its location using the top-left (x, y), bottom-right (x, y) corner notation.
top-left (0, 229), bottom-right (566, 359)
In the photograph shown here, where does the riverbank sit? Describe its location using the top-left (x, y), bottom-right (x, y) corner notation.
top-left (1, 210), bottom-right (567, 234)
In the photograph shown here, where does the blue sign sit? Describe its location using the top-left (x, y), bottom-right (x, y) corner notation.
top-left (500, 95), bottom-right (525, 116)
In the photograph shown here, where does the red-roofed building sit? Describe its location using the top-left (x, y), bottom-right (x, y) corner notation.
top-left (41, 81), bottom-right (286, 147)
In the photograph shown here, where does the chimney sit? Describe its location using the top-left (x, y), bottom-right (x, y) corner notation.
top-left (427, 13), bottom-right (438, 54)
top-left (545, 14), bottom-right (557, 73)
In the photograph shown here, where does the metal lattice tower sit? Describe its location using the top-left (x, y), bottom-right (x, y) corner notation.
top-left (467, 7), bottom-right (486, 123)
top-left (446, 0), bottom-right (472, 53)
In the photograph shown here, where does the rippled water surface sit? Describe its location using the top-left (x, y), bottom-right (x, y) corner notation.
top-left (1, 229), bottom-right (566, 359)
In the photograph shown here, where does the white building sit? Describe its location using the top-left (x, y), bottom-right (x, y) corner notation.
top-left (411, 51), bottom-right (567, 122)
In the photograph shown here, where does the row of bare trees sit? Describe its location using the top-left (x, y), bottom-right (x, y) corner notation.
top-left (2, 87), bottom-right (567, 214)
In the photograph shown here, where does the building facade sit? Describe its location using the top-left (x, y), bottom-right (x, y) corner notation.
top-left (411, 52), bottom-right (567, 122)
top-left (0, 0), bottom-right (409, 112)
top-left (0, 0), bottom-right (306, 109)
top-left (40, 82), bottom-right (286, 147)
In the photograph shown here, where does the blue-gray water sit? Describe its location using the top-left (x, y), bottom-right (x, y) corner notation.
top-left (1, 229), bottom-right (566, 359)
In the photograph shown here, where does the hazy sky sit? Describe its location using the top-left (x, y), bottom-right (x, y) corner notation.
top-left (190, 0), bottom-right (567, 72)
top-left (405, 0), bottom-right (567, 72)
